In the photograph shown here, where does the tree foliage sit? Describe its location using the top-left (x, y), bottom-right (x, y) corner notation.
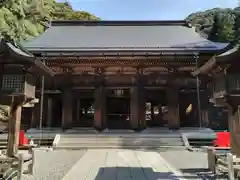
top-left (186, 7), bottom-right (238, 43)
top-left (0, 0), bottom-right (100, 42)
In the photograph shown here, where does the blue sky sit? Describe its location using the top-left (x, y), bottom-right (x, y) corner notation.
top-left (60, 0), bottom-right (238, 20)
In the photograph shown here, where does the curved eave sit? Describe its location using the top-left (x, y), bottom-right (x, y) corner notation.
top-left (27, 47), bottom-right (229, 58)
top-left (0, 40), bottom-right (54, 77)
top-left (192, 42), bottom-right (239, 76)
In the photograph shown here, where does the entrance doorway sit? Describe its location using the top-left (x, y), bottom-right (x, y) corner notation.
top-left (145, 89), bottom-right (167, 127)
top-left (73, 98), bottom-right (94, 127)
top-left (179, 90), bottom-right (198, 127)
top-left (106, 89), bottom-right (131, 129)
top-left (73, 90), bottom-right (95, 127)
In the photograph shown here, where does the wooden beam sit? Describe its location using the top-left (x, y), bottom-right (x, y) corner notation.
top-left (45, 57), bottom-right (197, 63)
top-left (48, 63), bottom-right (196, 68)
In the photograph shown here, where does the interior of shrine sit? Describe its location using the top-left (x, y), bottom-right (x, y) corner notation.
top-left (179, 90), bottom-right (198, 127)
top-left (20, 87), bottom-right (207, 130)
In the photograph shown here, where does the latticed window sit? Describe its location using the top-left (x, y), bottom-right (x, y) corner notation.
top-left (1, 75), bottom-right (24, 93)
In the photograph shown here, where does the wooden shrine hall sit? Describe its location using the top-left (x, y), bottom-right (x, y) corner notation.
top-left (16, 20), bottom-right (232, 131)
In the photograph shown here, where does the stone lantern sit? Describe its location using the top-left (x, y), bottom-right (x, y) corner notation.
top-left (0, 39), bottom-right (54, 156)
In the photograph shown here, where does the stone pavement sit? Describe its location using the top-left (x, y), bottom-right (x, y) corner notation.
top-left (62, 149), bottom-right (187, 180)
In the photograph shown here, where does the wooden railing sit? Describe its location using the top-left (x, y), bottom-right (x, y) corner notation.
top-left (207, 147), bottom-right (240, 180)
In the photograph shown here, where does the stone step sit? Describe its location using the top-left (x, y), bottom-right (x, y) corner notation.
top-left (59, 137), bottom-right (182, 142)
top-left (55, 145), bottom-right (185, 150)
top-left (58, 140), bottom-right (184, 144)
top-left (60, 134), bottom-right (181, 138)
top-left (57, 135), bottom-right (184, 149)
top-left (59, 141), bottom-right (183, 146)
top-left (58, 144), bottom-right (184, 148)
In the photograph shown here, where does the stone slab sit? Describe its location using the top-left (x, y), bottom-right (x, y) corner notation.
top-left (62, 149), bottom-right (187, 180)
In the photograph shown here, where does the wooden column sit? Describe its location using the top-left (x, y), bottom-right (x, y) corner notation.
top-left (167, 86), bottom-right (180, 129)
top-left (31, 103), bottom-right (40, 128)
top-left (6, 96), bottom-right (24, 157)
top-left (139, 87), bottom-right (146, 129)
top-left (94, 86), bottom-right (106, 130)
top-left (7, 105), bottom-right (22, 156)
top-left (228, 105), bottom-right (240, 157)
top-left (150, 102), bottom-right (154, 123)
top-left (61, 88), bottom-right (73, 129)
top-left (47, 97), bottom-right (52, 127)
top-left (157, 104), bottom-right (163, 126)
top-left (76, 99), bottom-right (80, 123)
top-left (130, 86), bottom-right (146, 130)
top-left (30, 93), bottom-right (40, 128)
top-left (200, 91), bottom-right (210, 127)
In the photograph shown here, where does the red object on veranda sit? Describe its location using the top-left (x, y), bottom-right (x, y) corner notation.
top-left (213, 132), bottom-right (230, 147)
top-left (19, 130), bottom-right (29, 146)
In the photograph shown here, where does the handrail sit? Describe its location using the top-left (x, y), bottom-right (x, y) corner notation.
top-left (53, 134), bottom-right (61, 148)
top-left (180, 133), bottom-right (192, 151)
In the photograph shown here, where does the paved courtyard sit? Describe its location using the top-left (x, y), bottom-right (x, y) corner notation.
top-left (62, 149), bottom-right (186, 180)
top-left (159, 148), bottom-right (227, 180)
top-left (21, 148), bottom-right (226, 180)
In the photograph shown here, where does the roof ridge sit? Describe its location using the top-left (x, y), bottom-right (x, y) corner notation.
top-left (49, 20), bottom-right (192, 27)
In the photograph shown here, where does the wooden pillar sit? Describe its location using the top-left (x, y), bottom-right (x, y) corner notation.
top-left (61, 88), bottom-right (73, 129)
top-left (150, 102), bottom-right (154, 123)
top-left (94, 86), bottom-right (106, 130)
top-left (30, 93), bottom-right (40, 128)
top-left (7, 101), bottom-right (22, 157)
top-left (47, 97), bottom-right (52, 127)
top-left (200, 91), bottom-right (210, 127)
top-left (157, 104), bottom-right (163, 126)
top-left (130, 86), bottom-right (146, 130)
top-left (167, 86), bottom-right (180, 129)
top-left (76, 99), bottom-right (80, 123)
top-left (31, 103), bottom-right (39, 128)
top-left (228, 105), bottom-right (240, 157)
top-left (140, 87), bottom-right (146, 129)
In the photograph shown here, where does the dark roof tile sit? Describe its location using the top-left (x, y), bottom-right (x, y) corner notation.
top-left (22, 20), bottom-right (228, 52)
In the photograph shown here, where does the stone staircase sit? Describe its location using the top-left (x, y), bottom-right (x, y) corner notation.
top-left (56, 132), bottom-right (184, 149)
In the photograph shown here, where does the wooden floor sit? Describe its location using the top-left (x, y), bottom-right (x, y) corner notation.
top-left (62, 149), bottom-right (186, 180)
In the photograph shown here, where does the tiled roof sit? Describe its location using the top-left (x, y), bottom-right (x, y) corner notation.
top-left (22, 20), bottom-right (228, 53)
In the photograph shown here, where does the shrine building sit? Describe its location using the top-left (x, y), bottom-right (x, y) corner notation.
top-left (5, 20), bottom-right (233, 131)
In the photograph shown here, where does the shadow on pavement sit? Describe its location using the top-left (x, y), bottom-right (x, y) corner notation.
top-left (94, 167), bottom-right (207, 179)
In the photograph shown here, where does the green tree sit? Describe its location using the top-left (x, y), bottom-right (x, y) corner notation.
top-left (0, 0), bottom-right (100, 42)
top-left (209, 13), bottom-right (234, 42)
top-left (186, 8), bottom-right (236, 43)
top-left (208, 13), bottom-right (221, 42)
top-left (234, 7), bottom-right (240, 43)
